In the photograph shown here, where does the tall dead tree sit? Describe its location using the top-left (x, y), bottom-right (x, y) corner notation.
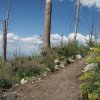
top-left (43, 0), bottom-right (52, 52)
top-left (74, 0), bottom-right (80, 43)
top-left (89, 24), bottom-right (94, 46)
top-left (2, 20), bottom-right (7, 62)
top-left (2, 0), bottom-right (12, 62)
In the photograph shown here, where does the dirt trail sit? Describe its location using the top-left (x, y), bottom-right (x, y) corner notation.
top-left (4, 59), bottom-right (85, 100)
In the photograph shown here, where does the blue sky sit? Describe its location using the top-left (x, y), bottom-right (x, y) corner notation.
top-left (0, 0), bottom-right (99, 36)
top-left (0, 0), bottom-right (100, 57)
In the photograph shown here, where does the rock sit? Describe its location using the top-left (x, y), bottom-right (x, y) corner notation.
top-left (68, 58), bottom-right (75, 63)
top-left (60, 61), bottom-right (68, 68)
top-left (38, 78), bottom-right (41, 81)
top-left (15, 84), bottom-right (19, 86)
top-left (20, 78), bottom-right (28, 85)
top-left (60, 64), bottom-right (65, 68)
top-left (43, 73), bottom-right (47, 77)
top-left (54, 65), bottom-right (59, 71)
top-left (82, 63), bottom-right (97, 72)
top-left (46, 68), bottom-right (50, 72)
top-left (54, 59), bottom-right (60, 65)
top-left (90, 47), bottom-right (94, 51)
top-left (0, 95), bottom-right (7, 100)
top-left (43, 72), bottom-right (47, 77)
top-left (76, 54), bottom-right (82, 60)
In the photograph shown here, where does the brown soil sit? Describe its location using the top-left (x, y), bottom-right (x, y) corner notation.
top-left (1, 59), bottom-right (86, 100)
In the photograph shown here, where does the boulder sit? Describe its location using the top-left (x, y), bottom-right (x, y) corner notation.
top-left (54, 65), bottom-right (59, 71)
top-left (82, 63), bottom-right (97, 73)
top-left (68, 58), bottom-right (75, 63)
top-left (60, 61), bottom-right (68, 68)
top-left (90, 47), bottom-right (94, 51)
top-left (54, 59), bottom-right (60, 65)
top-left (76, 54), bottom-right (82, 60)
top-left (21, 78), bottom-right (28, 85)
top-left (60, 64), bottom-right (65, 68)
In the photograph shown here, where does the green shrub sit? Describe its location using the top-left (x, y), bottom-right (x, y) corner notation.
top-left (13, 67), bottom-right (42, 84)
top-left (0, 77), bottom-right (12, 89)
top-left (44, 56), bottom-right (55, 72)
top-left (79, 69), bottom-right (100, 99)
top-left (12, 68), bottom-right (24, 84)
top-left (24, 67), bottom-right (41, 77)
top-left (79, 46), bottom-right (100, 100)
top-left (78, 46), bottom-right (90, 57)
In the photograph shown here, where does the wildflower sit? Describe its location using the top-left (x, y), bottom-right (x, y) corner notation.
top-left (88, 93), bottom-right (98, 100)
top-left (79, 72), bottom-right (94, 81)
top-left (94, 82), bottom-right (100, 86)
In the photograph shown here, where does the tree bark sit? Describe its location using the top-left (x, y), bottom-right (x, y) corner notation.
top-left (43, 0), bottom-right (52, 52)
top-left (74, 0), bottom-right (80, 42)
top-left (2, 20), bottom-right (7, 62)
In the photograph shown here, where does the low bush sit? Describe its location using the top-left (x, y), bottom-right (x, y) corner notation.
top-left (13, 67), bottom-right (42, 84)
top-left (79, 46), bottom-right (100, 100)
top-left (0, 77), bottom-right (12, 89)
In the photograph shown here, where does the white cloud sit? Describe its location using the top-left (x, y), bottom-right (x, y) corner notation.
top-left (0, 33), bottom-right (43, 57)
top-left (7, 33), bottom-right (19, 42)
top-left (80, 0), bottom-right (100, 8)
top-left (0, 32), bottom-right (99, 58)
top-left (85, 35), bottom-right (95, 41)
top-left (68, 0), bottom-right (100, 9)
top-left (59, 0), bottom-right (100, 8)
top-left (0, 33), bottom-right (43, 44)
top-left (68, 33), bottom-right (96, 45)
top-left (51, 33), bottom-right (62, 40)
top-left (50, 33), bottom-right (68, 46)
top-left (63, 35), bottom-right (68, 42)
top-left (68, 33), bottom-right (86, 43)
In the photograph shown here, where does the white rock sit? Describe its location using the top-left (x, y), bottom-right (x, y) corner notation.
top-left (60, 64), bottom-right (65, 68)
top-left (43, 73), bottom-right (47, 77)
top-left (90, 48), bottom-right (94, 51)
top-left (43, 72), bottom-right (47, 76)
top-left (21, 78), bottom-right (28, 85)
top-left (15, 84), bottom-right (18, 86)
top-left (76, 54), bottom-right (82, 60)
top-left (54, 59), bottom-right (60, 65)
top-left (54, 65), bottom-right (59, 70)
top-left (82, 63), bottom-right (97, 73)
top-left (68, 58), bottom-right (75, 63)
top-left (46, 68), bottom-right (50, 71)
top-left (38, 78), bottom-right (42, 82)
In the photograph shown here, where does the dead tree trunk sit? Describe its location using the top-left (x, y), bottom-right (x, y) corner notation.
top-left (43, 0), bottom-right (52, 52)
top-left (2, 20), bottom-right (7, 62)
top-left (2, 0), bottom-right (12, 62)
top-left (88, 24), bottom-right (94, 47)
top-left (74, 0), bottom-right (80, 42)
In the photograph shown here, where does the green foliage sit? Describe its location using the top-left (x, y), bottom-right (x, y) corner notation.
top-left (45, 57), bottom-right (55, 72)
top-left (86, 47), bottom-right (100, 70)
top-left (86, 39), bottom-right (95, 47)
top-left (0, 77), bottom-right (12, 89)
top-left (12, 68), bottom-right (24, 84)
top-left (24, 67), bottom-right (41, 77)
top-left (79, 70), bottom-right (100, 99)
top-left (0, 42), bottom-right (92, 88)
top-left (79, 46), bottom-right (100, 100)
top-left (77, 46), bottom-right (90, 57)
top-left (79, 71), bottom-right (94, 81)
top-left (13, 67), bottom-right (42, 84)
